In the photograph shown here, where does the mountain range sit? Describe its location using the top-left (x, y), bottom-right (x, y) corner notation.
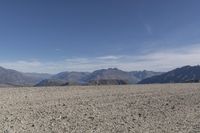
top-left (2, 65), bottom-right (200, 87)
top-left (35, 68), bottom-right (162, 86)
top-left (139, 65), bottom-right (200, 84)
top-left (0, 66), bottom-right (162, 87)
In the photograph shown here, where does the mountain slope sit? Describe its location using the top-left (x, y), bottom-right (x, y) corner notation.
top-left (83, 68), bottom-right (137, 83)
top-left (35, 79), bottom-right (66, 87)
top-left (0, 67), bottom-right (50, 86)
top-left (51, 71), bottom-right (90, 82)
top-left (35, 72), bottom-right (90, 86)
top-left (23, 73), bottom-right (52, 80)
top-left (129, 70), bottom-right (162, 83)
top-left (83, 68), bottom-right (162, 84)
top-left (139, 65), bottom-right (200, 84)
top-left (88, 79), bottom-right (128, 85)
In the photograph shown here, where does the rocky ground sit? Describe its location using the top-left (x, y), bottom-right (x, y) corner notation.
top-left (0, 84), bottom-right (200, 133)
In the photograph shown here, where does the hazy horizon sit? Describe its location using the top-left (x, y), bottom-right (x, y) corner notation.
top-left (0, 0), bottom-right (200, 73)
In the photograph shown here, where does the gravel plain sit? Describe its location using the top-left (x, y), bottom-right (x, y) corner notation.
top-left (0, 83), bottom-right (200, 133)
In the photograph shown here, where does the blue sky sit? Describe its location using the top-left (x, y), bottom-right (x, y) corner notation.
top-left (0, 0), bottom-right (200, 73)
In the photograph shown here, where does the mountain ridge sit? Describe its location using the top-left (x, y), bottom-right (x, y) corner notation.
top-left (139, 65), bottom-right (200, 84)
top-left (36, 68), bottom-right (162, 86)
top-left (0, 66), bottom-right (51, 86)
top-left (0, 66), bottom-right (164, 87)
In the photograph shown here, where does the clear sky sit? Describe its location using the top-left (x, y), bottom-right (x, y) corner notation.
top-left (0, 0), bottom-right (200, 73)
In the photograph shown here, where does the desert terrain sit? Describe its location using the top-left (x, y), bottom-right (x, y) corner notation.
top-left (0, 84), bottom-right (200, 133)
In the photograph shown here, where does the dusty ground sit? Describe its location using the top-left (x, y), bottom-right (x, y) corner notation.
top-left (0, 84), bottom-right (200, 133)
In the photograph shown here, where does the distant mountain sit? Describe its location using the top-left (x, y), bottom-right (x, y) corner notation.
top-left (34, 79), bottom-right (66, 87)
top-left (88, 79), bottom-right (128, 85)
top-left (82, 68), bottom-right (136, 83)
top-left (0, 67), bottom-right (50, 86)
top-left (35, 68), bottom-right (161, 86)
top-left (129, 70), bottom-right (163, 81)
top-left (83, 68), bottom-right (162, 84)
top-left (35, 72), bottom-right (90, 87)
top-left (139, 65), bottom-right (200, 84)
top-left (23, 73), bottom-right (52, 81)
top-left (51, 71), bottom-right (90, 82)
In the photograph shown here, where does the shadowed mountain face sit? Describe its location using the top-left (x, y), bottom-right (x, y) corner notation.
top-left (82, 68), bottom-right (133, 83)
top-left (34, 79), bottom-right (66, 87)
top-left (88, 79), bottom-right (128, 85)
top-left (83, 68), bottom-right (162, 84)
top-left (35, 72), bottom-right (91, 87)
top-left (139, 65), bottom-right (200, 84)
top-left (36, 68), bottom-right (162, 86)
top-left (0, 67), bottom-right (51, 86)
top-left (51, 72), bottom-right (90, 82)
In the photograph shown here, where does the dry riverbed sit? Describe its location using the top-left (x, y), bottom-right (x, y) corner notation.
top-left (0, 84), bottom-right (200, 133)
